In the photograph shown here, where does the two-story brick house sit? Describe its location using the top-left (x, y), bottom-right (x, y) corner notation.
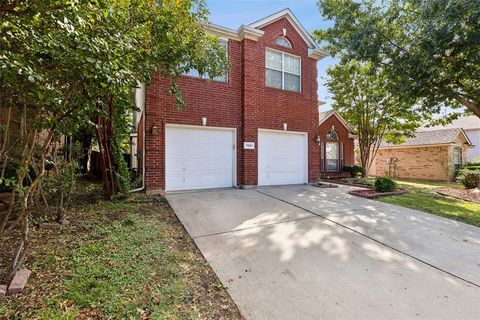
top-left (135, 9), bottom-right (326, 193)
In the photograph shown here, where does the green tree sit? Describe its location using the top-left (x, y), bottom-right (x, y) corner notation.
top-left (0, 0), bottom-right (227, 274)
top-left (326, 60), bottom-right (424, 174)
top-left (316, 0), bottom-right (480, 117)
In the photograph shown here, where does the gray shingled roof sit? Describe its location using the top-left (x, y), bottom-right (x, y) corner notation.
top-left (380, 128), bottom-right (468, 148)
top-left (421, 115), bottom-right (480, 131)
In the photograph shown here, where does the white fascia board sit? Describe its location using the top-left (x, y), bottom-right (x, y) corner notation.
top-left (308, 48), bottom-right (327, 60)
top-left (205, 23), bottom-right (264, 42)
top-left (237, 25), bottom-right (265, 41)
top-left (455, 129), bottom-right (474, 146)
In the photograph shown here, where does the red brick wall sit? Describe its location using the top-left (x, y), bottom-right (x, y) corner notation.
top-left (144, 17), bottom-right (320, 191)
top-left (318, 115), bottom-right (355, 174)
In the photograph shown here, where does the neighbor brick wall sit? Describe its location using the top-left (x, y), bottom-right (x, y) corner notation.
top-left (318, 115), bottom-right (355, 175)
top-left (144, 17), bottom-right (320, 191)
top-left (373, 146), bottom-right (451, 181)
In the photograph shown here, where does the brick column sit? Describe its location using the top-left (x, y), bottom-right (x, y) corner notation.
top-left (241, 39), bottom-right (262, 187)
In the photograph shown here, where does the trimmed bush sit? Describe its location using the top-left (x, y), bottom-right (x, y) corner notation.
top-left (456, 169), bottom-right (480, 189)
top-left (464, 165), bottom-right (480, 171)
top-left (467, 158), bottom-right (480, 166)
top-left (343, 165), bottom-right (366, 177)
top-left (374, 176), bottom-right (397, 193)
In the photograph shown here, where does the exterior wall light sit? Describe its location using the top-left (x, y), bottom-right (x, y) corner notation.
top-left (151, 123), bottom-right (159, 135)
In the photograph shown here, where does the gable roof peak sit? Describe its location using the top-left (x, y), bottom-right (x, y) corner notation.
top-left (319, 110), bottom-right (356, 135)
top-left (249, 8), bottom-right (323, 52)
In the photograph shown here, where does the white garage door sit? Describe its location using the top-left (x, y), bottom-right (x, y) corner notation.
top-left (166, 126), bottom-right (235, 191)
top-left (258, 130), bottom-right (307, 186)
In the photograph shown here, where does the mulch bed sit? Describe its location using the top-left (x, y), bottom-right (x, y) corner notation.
top-left (321, 179), bottom-right (373, 189)
top-left (349, 188), bottom-right (407, 199)
top-left (436, 187), bottom-right (480, 204)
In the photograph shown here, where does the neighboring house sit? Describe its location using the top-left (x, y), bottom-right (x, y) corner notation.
top-left (318, 110), bottom-right (356, 177)
top-left (421, 115), bottom-right (480, 161)
top-left (135, 9), bottom-right (326, 193)
top-left (369, 128), bottom-right (473, 181)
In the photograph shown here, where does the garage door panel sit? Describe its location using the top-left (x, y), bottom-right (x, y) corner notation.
top-left (258, 131), bottom-right (307, 186)
top-left (166, 126), bottom-right (235, 191)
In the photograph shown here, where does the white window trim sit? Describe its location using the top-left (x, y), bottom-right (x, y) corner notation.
top-left (265, 47), bottom-right (301, 93)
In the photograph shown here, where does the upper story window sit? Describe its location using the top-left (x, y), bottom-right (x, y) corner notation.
top-left (265, 48), bottom-right (301, 93)
top-left (275, 36), bottom-right (292, 49)
top-left (326, 129), bottom-right (339, 140)
top-left (184, 40), bottom-right (228, 82)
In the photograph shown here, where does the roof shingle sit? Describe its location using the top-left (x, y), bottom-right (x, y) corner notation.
top-left (380, 128), bottom-right (468, 148)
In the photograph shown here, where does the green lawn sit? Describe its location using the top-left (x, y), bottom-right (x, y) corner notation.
top-left (378, 179), bottom-right (480, 227)
top-left (1, 193), bottom-right (241, 319)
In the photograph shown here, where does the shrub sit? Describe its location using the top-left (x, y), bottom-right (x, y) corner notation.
top-left (343, 165), bottom-right (366, 177)
top-left (374, 176), bottom-right (397, 193)
top-left (456, 169), bottom-right (480, 189)
top-left (464, 165), bottom-right (480, 171)
top-left (467, 158), bottom-right (480, 166)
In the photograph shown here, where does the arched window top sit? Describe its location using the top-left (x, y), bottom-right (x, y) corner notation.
top-left (326, 129), bottom-right (339, 140)
top-left (275, 36), bottom-right (292, 49)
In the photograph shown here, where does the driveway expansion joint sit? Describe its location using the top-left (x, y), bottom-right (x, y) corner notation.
top-left (193, 215), bottom-right (319, 240)
top-left (255, 189), bottom-right (480, 289)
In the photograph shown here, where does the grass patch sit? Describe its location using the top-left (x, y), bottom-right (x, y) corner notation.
top-left (1, 193), bottom-right (241, 319)
top-left (378, 180), bottom-right (480, 227)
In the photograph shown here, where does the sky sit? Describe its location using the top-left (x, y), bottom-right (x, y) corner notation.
top-left (206, 0), bottom-right (336, 110)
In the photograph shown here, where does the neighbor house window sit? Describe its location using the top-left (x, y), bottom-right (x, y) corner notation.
top-left (265, 48), bottom-right (301, 92)
top-left (184, 40), bottom-right (228, 82)
top-left (275, 36), bottom-right (292, 49)
top-left (453, 147), bottom-right (462, 170)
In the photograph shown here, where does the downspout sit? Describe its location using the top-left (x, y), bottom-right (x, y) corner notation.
top-left (130, 83), bottom-right (146, 193)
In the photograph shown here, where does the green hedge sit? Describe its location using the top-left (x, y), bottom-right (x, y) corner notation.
top-left (464, 165), bottom-right (480, 170)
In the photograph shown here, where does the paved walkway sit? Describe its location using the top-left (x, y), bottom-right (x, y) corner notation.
top-left (166, 184), bottom-right (480, 319)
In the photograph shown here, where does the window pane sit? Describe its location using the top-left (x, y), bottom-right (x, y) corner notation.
top-left (326, 142), bottom-right (339, 171)
top-left (326, 159), bottom-right (339, 171)
top-left (266, 49), bottom-right (282, 70)
top-left (284, 54), bottom-right (300, 75)
top-left (266, 69), bottom-right (282, 89)
top-left (326, 143), bottom-right (339, 159)
top-left (284, 73), bottom-right (300, 92)
top-left (275, 37), bottom-right (292, 48)
top-left (453, 148), bottom-right (461, 165)
top-left (184, 68), bottom-right (202, 78)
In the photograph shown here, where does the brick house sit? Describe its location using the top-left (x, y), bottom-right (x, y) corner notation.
top-left (318, 110), bottom-right (356, 178)
top-left (419, 116), bottom-right (480, 161)
top-left (135, 9), bottom-right (327, 193)
top-left (369, 128), bottom-right (473, 181)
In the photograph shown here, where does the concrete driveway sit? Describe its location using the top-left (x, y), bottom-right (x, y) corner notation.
top-left (166, 184), bottom-right (480, 319)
